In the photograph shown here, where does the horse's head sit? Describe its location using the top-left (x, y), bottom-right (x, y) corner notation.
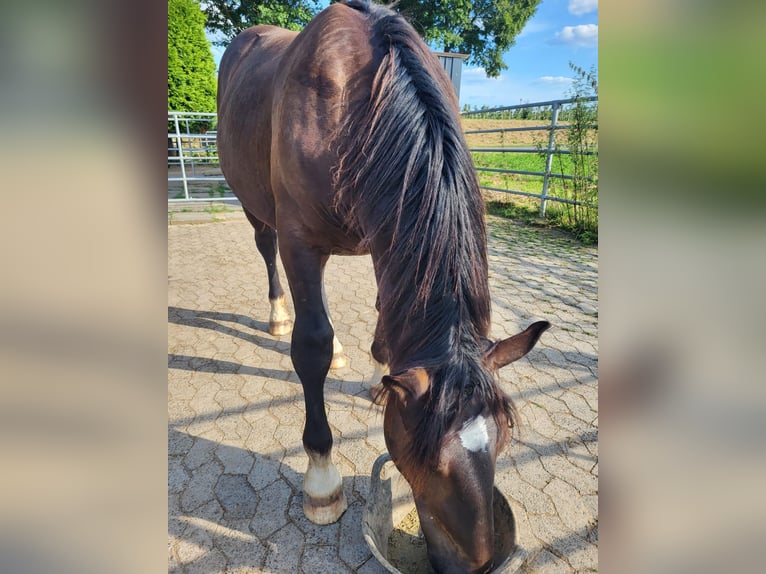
top-left (379, 321), bottom-right (550, 573)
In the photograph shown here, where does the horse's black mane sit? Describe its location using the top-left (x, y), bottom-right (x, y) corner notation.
top-left (333, 1), bottom-right (515, 471)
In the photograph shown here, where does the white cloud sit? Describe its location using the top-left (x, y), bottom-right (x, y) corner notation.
top-left (461, 67), bottom-right (501, 83)
top-left (518, 20), bottom-right (549, 39)
top-left (552, 24), bottom-right (598, 48)
top-left (568, 0), bottom-right (598, 16)
top-left (538, 76), bottom-right (573, 85)
top-left (462, 67), bottom-right (487, 79)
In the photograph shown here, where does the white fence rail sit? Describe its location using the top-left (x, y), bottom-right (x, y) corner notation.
top-left (167, 111), bottom-right (234, 202)
top-left (169, 97), bottom-right (598, 212)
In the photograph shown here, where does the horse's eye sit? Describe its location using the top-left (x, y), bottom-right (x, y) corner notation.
top-left (463, 383), bottom-right (475, 400)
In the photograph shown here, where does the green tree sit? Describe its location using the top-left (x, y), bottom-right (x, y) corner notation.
top-left (203, 0), bottom-right (540, 77)
top-left (168, 0), bottom-right (217, 116)
top-left (396, 0), bottom-right (541, 77)
top-left (203, 0), bottom-right (321, 39)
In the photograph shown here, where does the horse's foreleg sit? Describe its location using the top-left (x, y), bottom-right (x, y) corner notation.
top-left (246, 211), bottom-right (292, 336)
top-left (280, 245), bottom-right (347, 524)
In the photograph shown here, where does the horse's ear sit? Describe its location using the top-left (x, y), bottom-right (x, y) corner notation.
top-left (485, 321), bottom-right (551, 370)
top-left (381, 368), bottom-right (430, 404)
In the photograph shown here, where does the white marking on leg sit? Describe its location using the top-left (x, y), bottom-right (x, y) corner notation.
top-left (320, 279), bottom-right (334, 329)
top-left (270, 296), bottom-right (290, 323)
top-left (304, 451), bottom-right (343, 499)
top-left (333, 335), bottom-right (343, 356)
top-left (321, 277), bottom-right (346, 368)
top-left (459, 415), bottom-right (489, 453)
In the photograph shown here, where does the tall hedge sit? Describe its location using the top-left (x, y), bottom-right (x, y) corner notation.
top-left (168, 0), bottom-right (217, 116)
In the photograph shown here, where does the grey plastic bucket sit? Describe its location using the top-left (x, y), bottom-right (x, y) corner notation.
top-left (363, 453), bottom-right (527, 573)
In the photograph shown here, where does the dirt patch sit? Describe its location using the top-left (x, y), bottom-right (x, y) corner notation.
top-left (386, 501), bottom-right (516, 574)
top-left (387, 507), bottom-right (431, 574)
top-left (462, 118), bottom-right (554, 148)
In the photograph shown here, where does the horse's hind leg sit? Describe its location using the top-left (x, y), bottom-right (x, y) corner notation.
top-left (244, 210), bottom-right (292, 336)
top-left (321, 279), bottom-right (347, 369)
top-left (279, 240), bottom-right (347, 524)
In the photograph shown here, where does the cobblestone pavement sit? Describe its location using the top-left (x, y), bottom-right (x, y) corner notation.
top-left (168, 214), bottom-right (598, 573)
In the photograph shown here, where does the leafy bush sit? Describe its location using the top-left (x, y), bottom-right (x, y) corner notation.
top-left (546, 63), bottom-right (598, 243)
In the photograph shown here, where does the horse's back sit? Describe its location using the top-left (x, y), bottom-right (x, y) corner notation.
top-left (218, 3), bottom-right (381, 251)
top-left (269, 4), bottom-right (379, 250)
top-left (217, 25), bottom-right (297, 226)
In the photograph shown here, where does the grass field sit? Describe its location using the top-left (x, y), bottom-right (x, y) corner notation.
top-left (461, 117), bottom-right (598, 244)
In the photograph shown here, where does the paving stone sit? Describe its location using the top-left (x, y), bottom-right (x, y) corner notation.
top-left (509, 501), bottom-right (539, 561)
top-left (214, 474), bottom-right (259, 519)
top-left (174, 520), bottom-right (213, 565)
top-left (195, 498), bottom-right (225, 524)
top-left (215, 443), bottom-right (254, 474)
top-left (356, 556), bottom-right (390, 574)
top-left (168, 456), bottom-right (190, 495)
top-left (514, 450), bottom-right (554, 491)
top-left (526, 549), bottom-right (572, 574)
top-left (183, 548), bottom-right (227, 574)
top-left (567, 540), bottom-right (598, 573)
top-left (181, 460), bottom-right (223, 513)
top-left (339, 500), bottom-right (374, 569)
top-left (496, 471), bottom-right (556, 516)
top-left (182, 435), bottom-right (218, 470)
top-left (301, 544), bottom-right (354, 573)
top-left (544, 477), bottom-right (592, 532)
top-left (250, 479), bottom-right (291, 538)
top-left (214, 521), bottom-right (266, 571)
top-left (247, 454), bottom-right (282, 492)
top-left (540, 454), bottom-right (598, 497)
top-left (263, 523), bottom-right (305, 573)
top-left (288, 494), bottom-right (341, 546)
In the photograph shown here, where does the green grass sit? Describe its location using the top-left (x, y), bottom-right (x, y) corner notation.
top-left (472, 151), bottom-right (580, 197)
top-left (545, 203), bottom-right (598, 245)
top-left (205, 203), bottom-right (234, 214)
top-left (486, 196), bottom-right (598, 246)
top-left (485, 200), bottom-right (542, 225)
top-left (475, 149), bottom-right (598, 245)
top-left (474, 151), bottom-right (577, 174)
top-left (207, 183), bottom-right (229, 198)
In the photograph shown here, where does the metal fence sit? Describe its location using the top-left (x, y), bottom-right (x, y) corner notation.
top-left (462, 96), bottom-right (597, 216)
top-left (169, 96), bottom-right (597, 212)
top-left (168, 111), bottom-right (235, 202)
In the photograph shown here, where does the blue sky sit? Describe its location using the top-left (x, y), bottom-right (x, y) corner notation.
top-left (208, 0), bottom-right (597, 108)
top-left (460, 0), bottom-right (598, 108)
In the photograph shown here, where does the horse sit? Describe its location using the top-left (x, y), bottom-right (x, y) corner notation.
top-left (217, 2), bottom-right (549, 572)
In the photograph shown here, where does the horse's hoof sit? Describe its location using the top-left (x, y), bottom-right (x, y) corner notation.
top-left (303, 488), bottom-right (348, 524)
top-left (330, 353), bottom-right (347, 370)
top-left (269, 320), bottom-right (293, 336)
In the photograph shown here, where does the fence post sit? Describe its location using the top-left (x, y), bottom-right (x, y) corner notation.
top-left (173, 113), bottom-right (190, 200)
top-left (540, 101), bottom-right (560, 217)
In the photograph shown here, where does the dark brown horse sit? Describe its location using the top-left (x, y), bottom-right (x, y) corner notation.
top-left (217, 2), bottom-right (549, 572)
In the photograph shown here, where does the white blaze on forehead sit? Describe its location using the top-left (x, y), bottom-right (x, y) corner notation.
top-left (459, 415), bottom-right (489, 452)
